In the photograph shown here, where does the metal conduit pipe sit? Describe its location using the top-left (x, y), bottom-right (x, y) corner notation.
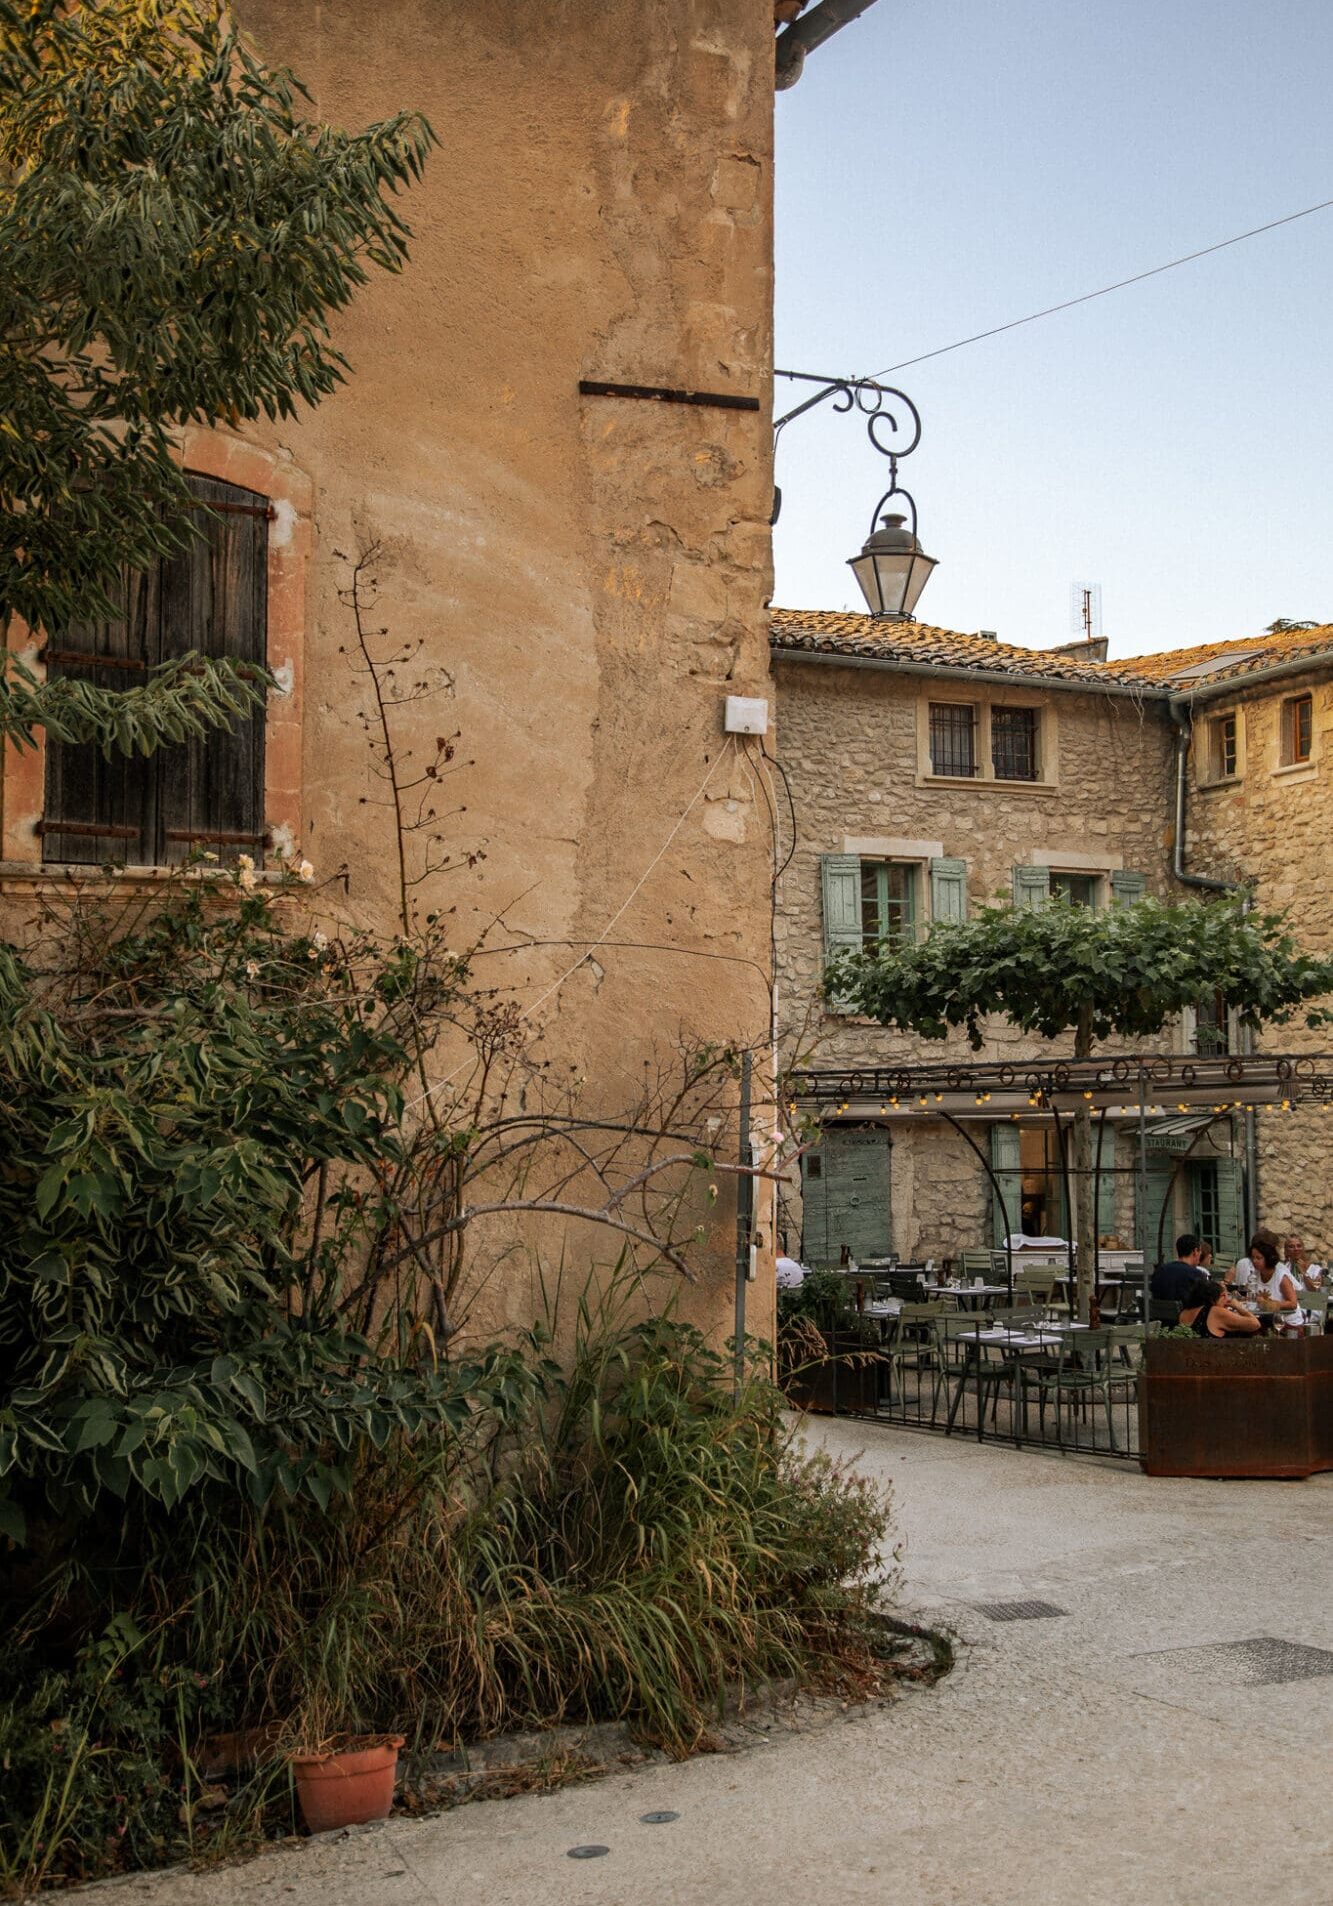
top-left (1170, 710), bottom-right (1261, 1240)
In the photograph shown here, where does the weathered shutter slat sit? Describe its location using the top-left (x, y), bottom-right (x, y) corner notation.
top-left (803, 1130), bottom-right (891, 1266)
top-left (1111, 870), bottom-right (1147, 906)
top-left (928, 855), bottom-right (968, 924)
top-left (990, 1122), bottom-right (1023, 1247)
top-left (158, 474), bottom-right (267, 863)
top-left (1212, 1155), bottom-right (1245, 1265)
top-left (44, 562), bottom-right (158, 864)
top-left (821, 852), bottom-right (863, 1014)
top-left (1012, 864), bottom-right (1050, 910)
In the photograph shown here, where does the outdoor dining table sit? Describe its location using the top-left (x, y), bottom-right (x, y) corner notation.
top-left (922, 1282), bottom-right (1009, 1310)
top-left (943, 1325), bottom-right (1066, 1441)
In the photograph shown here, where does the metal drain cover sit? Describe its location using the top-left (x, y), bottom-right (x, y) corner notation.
top-left (1136, 1637), bottom-right (1333, 1687)
top-left (972, 1599), bottom-right (1068, 1622)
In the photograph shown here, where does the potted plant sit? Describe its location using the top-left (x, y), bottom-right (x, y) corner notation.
top-left (291, 1732), bottom-right (407, 1833)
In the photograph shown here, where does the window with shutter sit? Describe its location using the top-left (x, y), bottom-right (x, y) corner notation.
top-left (928, 855), bottom-right (968, 924)
top-left (42, 473), bottom-right (268, 865)
top-left (1011, 864), bottom-right (1050, 910)
top-left (1110, 870), bottom-right (1146, 906)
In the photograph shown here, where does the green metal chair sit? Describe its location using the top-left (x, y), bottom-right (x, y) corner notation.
top-left (939, 1313), bottom-right (1013, 1436)
top-left (882, 1301), bottom-right (946, 1414)
top-left (1015, 1326), bottom-right (1136, 1452)
top-left (1299, 1288), bottom-right (1329, 1332)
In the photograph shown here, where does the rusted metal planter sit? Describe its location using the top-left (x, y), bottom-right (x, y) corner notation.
top-left (1139, 1336), bottom-right (1333, 1478)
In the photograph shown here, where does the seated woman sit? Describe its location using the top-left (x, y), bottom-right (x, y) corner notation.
top-left (1179, 1277), bottom-right (1261, 1338)
top-left (1250, 1238), bottom-right (1301, 1322)
top-left (1229, 1226), bottom-right (1281, 1293)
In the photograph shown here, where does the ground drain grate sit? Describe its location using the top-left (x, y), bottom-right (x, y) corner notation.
top-left (1135, 1637), bottom-right (1333, 1687)
top-left (971, 1599), bottom-right (1068, 1622)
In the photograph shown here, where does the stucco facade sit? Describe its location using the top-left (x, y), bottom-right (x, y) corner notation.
top-left (1, 3), bottom-right (782, 1342)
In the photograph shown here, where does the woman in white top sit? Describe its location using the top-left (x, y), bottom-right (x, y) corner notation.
top-left (1249, 1238), bottom-right (1301, 1324)
top-left (1230, 1228), bottom-right (1283, 1294)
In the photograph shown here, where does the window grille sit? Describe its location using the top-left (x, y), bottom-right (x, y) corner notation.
top-left (1050, 871), bottom-right (1098, 908)
top-left (929, 701), bottom-right (977, 777)
top-left (43, 473), bottom-right (268, 865)
top-left (1194, 991), bottom-right (1229, 1056)
top-left (992, 706), bottom-right (1039, 781)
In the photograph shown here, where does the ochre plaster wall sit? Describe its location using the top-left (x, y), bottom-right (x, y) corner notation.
top-left (0, 3), bottom-right (780, 1344)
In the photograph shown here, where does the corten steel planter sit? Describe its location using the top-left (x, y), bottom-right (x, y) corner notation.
top-left (1139, 1336), bottom-right (1333, 1478)
top-left (292, 1735), bottom-right (405, 1833)
top-left (783, 1332), bottom-right (882, 1416)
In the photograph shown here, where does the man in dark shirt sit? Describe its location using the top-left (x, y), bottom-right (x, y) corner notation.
top-left (1152, 1233), bottom-right (1209, 1304)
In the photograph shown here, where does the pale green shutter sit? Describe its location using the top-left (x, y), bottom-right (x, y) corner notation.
top-left (802, 1131), bottom-right (891, 1266)
top-left (1212, 1155), bottom-right (1244, 1264)
top-left (1012, 865), bottom-right (1050, 910)
top-left (1111, 870), bottom-right (1147, 906)
top-left (1139, 1155), bottom-right (1179, 1263)
top-left (989, 1123), bottom-right (1023, 1247)
top-left (821, 854), bottom-right (862, 1013)
top-left (929, 855), bottom-right (968, 924)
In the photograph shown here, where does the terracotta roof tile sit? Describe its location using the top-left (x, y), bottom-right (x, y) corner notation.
top-left (1101, 624), bottom-right (1333, 687)
top-left (769, 608), bottom-right (1160, 687)
top-left (770, 610), bottom-right (1333, 695)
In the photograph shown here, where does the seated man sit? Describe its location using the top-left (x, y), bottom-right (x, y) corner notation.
top-left (1151, 1233), bottom-right (1206, 1303)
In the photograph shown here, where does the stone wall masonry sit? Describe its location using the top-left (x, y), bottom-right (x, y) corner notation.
top-left (1183, 671), bottom-right (1333, 1252)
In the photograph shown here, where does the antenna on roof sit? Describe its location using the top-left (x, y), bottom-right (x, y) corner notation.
top-left (1070, 582), bottom-right (1103, 641)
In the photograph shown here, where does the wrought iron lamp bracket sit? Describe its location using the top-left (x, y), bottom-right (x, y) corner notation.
top-left (772, 368), bottom-right (922, 528)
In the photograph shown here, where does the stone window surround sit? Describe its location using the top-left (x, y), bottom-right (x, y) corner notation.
top-left (1273, 688), bottom-right (1319, 781)
top-left (1196, 706), bottom-right (1244, 790)
top-left (914, 686), bottom-right (1060, 795)
top-left (1023, 845), bottom-right (1122, 908)
top-left (0, 427), bottom-right (311, 884)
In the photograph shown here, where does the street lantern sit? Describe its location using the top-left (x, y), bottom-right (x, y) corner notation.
top-left (848, 509), bottom-right (937, 620)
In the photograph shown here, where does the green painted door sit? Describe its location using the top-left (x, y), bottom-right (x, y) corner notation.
top-left (801, 1129), bottom-right (892, 1266)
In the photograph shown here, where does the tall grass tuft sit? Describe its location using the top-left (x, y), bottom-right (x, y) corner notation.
top-left (1, 1292), bottom-right (893, 1893)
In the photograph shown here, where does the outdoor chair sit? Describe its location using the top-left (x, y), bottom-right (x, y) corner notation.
top-left (882, 1301), bottom-right (946, 1414)
top-left (1016, 1327), bottom-right (1137, 1453)
top-left (938, 1313), bottom-right (1013, 1436)
top-left (1298, 1289), bottom-right (1328, 1332)
top-left (1148, 1298), bottom-right (1181, 1329)
top-left (959, 1249), bottom-right (994, 1281)
top-left (1013, 1267), bottom-right (1068, 1314)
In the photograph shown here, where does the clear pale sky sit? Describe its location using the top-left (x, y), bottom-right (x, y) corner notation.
top-left (772, 0), bottom-right (1333, 657)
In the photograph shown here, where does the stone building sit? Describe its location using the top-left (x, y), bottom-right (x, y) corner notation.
top-left (0, 4), bottom-right (789, 1343)
top-left (770, 610), bottom-right (1333, 1270)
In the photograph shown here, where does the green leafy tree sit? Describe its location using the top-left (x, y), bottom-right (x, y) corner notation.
top-left (830, 895), bottom-right (1333, 1313)
top-left (0, 0), bottom-right (433, 756)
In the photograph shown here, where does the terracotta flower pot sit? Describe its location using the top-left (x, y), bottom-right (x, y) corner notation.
top-left (291, 1735), bottom-right (405, 1833)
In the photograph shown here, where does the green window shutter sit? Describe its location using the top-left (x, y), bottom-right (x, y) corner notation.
top-left (1139, 1155), bottom-right (1179, 1263)
top-left (802, 1131), bottom-right (891, 1267)
top-left (1111, 870), bottom-right (1147, 907)
top-left (1094, 1122), bottom-right (1118, 1239)
top-left (1212, 1155), bottom-right (1245, 1265)
top-left (929, 855), bottom-right (968, 925)
top-left (1012, 864), bottom-right (1050, 910)
top-left (821, 853), bottom-right (863, 1014)
top-left (989, 1123), bottom-right (1023, 1247)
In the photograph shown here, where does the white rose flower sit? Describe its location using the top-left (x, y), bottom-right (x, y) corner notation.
top-left (296, 859), bottom-right (315, 883)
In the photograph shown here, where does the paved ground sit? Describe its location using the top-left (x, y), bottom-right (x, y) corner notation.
top-left (109, 1425), bottom-right (1333, 1906)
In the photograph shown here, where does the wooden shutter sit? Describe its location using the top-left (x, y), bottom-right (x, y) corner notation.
top-left (989, 1122), bottom-right (1023, 1247)
top-left (821, 853), bottom-right (862, 1013)
top-left (158, 475), bottom-right (267, 862)
top-left (43, 562), bottom-right (160, 864)
top-left (928, 855), bottom-right (968, 924)
top-left (1138, 1154), bottom-right (1179, 1263)
top-left (1212, 1155), bottom-right (1245, 1265)
top-left (43, 473), bottom-right (267, 866)
top-left (1012, 864), bottom-right (1050, 910)
top-left (1111, 870), bottom-right (1147, 906)
top-left (803, 1129), bottom-right (891, 1266)
top-left (1093, 1121), bottom-right (1118, 1240)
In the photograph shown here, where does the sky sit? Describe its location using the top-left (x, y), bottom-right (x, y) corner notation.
top-left (772, 0), bottom-right (1333, 657)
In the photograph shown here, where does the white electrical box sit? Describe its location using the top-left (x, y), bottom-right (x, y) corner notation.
top-left (724, 695), bottom-right (769, 736)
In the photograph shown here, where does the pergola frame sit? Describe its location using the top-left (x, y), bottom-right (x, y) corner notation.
top-left (788, 1050), bottom-right (1333, 1311)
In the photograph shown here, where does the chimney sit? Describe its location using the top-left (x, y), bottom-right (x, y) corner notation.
top-left (1049, 635), bottom-right (1109, 664)
top-left (977, 629), bottom-right (998, 642)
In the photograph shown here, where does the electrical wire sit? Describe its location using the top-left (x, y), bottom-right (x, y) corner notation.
top-left (865, 193), bottom-right (1333, 381)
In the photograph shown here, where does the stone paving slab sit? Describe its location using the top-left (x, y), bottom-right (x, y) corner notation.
top-left (96, 1424), bottom-right (1333, 1906)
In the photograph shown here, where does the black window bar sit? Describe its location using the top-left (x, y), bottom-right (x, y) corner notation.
top-left (992, 707), bottom-right (1038, 781)
top-left (929, 702), bottom-right (977, 777)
